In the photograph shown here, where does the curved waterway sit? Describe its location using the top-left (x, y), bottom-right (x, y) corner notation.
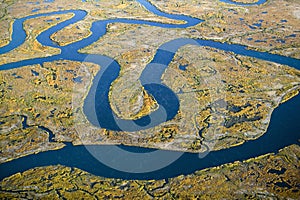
top-left (0, 0), bottom-right (299, 180)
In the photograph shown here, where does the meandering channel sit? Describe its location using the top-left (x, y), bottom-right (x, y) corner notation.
top-left (0, 0), bottom-right (299, 180)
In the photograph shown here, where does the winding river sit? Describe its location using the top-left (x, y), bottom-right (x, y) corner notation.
top-left (0, 0), bottom-right (299, 180)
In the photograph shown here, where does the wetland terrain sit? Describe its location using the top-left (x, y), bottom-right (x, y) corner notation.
top-left (0, 0), bottom-right (299, 199)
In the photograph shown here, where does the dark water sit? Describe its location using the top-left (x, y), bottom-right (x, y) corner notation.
top-left (0, 0), bottom-right (299, 180)
top-left (219, 0), bottom-right (267, 6)
top-left (0, 94), bottom-right (299, 180)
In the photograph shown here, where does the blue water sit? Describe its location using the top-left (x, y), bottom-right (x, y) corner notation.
top-left (254, 39), bottom-right (266, 43)
top-left (0, 94), bottom-right (299, 180)
top-left (286, 34), bottom-right (296, 38)
top-left (253, 23), bottom-right (262, 27)
top-left (219, 0), bottom-right (267, 6)
top-left (31, 8), bottom-right (41, 12)
top-left (179, 64), bottom-right (188, 71)
top-left (31, 69), bottom-right (39, 76)
top-left (0, 10), bottom-right (87, 54)
top-left (12, 72), bottom-right (22, 79)
top-left (73, 76), bottom-right (83, 83)
top-left (248, 25), bottom-right (256, 29)
top-left (276, 39), bottom-right (286, 44)
top-left (0, 0), bottom-right (299, 180)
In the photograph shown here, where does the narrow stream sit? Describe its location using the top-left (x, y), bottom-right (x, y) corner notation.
top-left (0, 0), bottom-right (299, 180)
